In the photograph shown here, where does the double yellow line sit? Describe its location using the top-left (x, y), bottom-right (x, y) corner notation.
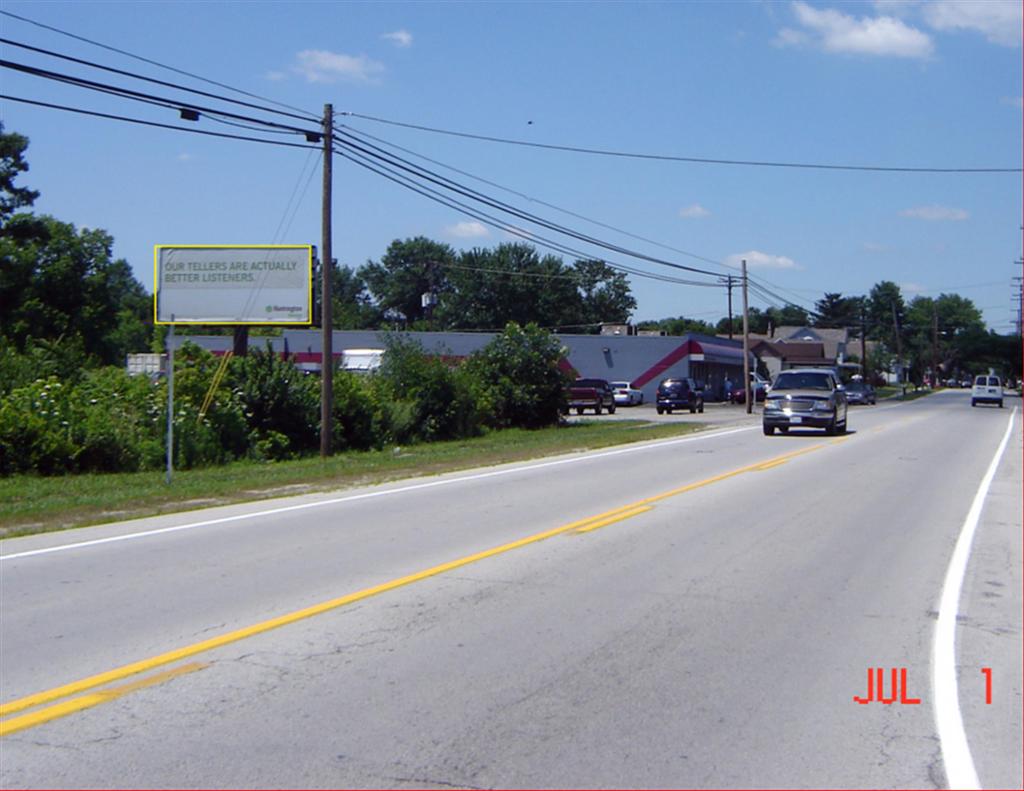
top-left (1, 438), bottom-right (839, 737)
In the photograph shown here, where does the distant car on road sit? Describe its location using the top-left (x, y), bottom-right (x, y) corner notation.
top-left (566, 378), bottom-right (617, 415)
top-left (971, 375), bottom-right (1003, 408)
top-left (844, 381), bottom-right (876, 405)
top-left (610, 381), bottom-right (644, 406)
top-left (730, 373), bottom-right (769, 404)
top-left (656, 378), bottom-right (704, 414)
top-left (763, 368), bottom-right (848, 436)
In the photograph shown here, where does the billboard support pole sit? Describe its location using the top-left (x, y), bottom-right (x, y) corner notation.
top-left (165, 319), bottom-right (175, 485)
top-left (320, 103), bottom-right (334, 458)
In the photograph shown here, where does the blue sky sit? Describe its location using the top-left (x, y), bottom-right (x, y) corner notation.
top-left (2, 0), bottom-right (1021, 331)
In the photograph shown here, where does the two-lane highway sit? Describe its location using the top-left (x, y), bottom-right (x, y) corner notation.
top-left (1, 390), bottom-right (1020, 788)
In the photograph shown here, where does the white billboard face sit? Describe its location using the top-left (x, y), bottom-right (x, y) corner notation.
top-left (155, 245), bottom-right (312, 324)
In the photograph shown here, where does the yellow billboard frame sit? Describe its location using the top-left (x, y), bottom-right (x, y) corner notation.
top-left (153, 244), bottom-right (314, 326)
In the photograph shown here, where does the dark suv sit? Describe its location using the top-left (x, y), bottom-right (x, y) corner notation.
top-left (656, 378), bottom-right (704, 414)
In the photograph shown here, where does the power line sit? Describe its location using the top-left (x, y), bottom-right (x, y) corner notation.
top-left (0, 94), bottom-right (319, 151)
top-left (341, 112), bottom-right (1023, 174)
top-left (333, 143), bottom-right (722, 289)
top-left (333, 128), bottom-right (725, 279)
top-left (0, 10), bottom-right (318, 120)
top-left (0, 58), bottom-right (322, 139)
top-left (339, 123), bottom-right (730, 272)
top-left (0, 37), bottom-right (316, 124)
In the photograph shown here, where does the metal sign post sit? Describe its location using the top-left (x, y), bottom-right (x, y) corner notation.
top-left (165, 319), bottom-right (175, 485)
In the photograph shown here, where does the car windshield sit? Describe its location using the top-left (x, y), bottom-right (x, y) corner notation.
top-left (773, 372), bottom-right (833, 391)
top-left (660, 381), bottom-right (688, 392)
top-left (987, 377), bottom-right (1000, 386)
top-left (610, 382), bottom-right (629, 390)
top-left (846, 382), bottom-right (866, 392)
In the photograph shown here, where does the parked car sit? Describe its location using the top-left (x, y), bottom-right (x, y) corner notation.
top-left (763, 368), bottom-right (848, 435)
top-left (971, 375), bottom-right (1003, 408)
top-left (565, 378), bottom-right (616, 415)
top-left (730, 373), bottom-right (769, 404)
top-left (656, 378), bottom-right (704, 414)
top-left (610, 381), bottom-right (644, 406)
top-left (844, 381), bottom-right (876, 405)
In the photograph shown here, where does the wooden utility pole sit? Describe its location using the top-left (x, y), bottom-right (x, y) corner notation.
top-left (860, 304), bottom-right (868, 381)
top-left (891, 301), bottom-right (904, 397)
top-left (320, 103), bottom-right (334, 458)
top-left (725, 276), bottom-right (735, 339)
top-left (932, 307), bottom-right (939, 387)
top-left (742, 259), bottom-right (751, 415)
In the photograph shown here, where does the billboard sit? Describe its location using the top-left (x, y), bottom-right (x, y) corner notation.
top-left (154, 245), bottom-right (313, 325)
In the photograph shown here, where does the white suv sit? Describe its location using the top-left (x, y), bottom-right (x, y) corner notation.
top-left (971, 375), bottom-right (1003, 408)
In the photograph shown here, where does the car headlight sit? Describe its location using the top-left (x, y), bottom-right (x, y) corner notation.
top-left (764, 400), bottom-right (781, 411)
top-left (812, 399), bottom-right (833, 412)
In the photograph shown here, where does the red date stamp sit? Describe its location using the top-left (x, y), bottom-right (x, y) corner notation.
top-left (854, 667), bottom-right (993, 704)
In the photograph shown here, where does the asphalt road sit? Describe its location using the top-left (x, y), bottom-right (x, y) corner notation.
top-left (1, 389), bottom-right (1020, 789)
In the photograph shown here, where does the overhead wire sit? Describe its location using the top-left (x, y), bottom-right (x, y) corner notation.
top-left (332, 126), bottom-right (725, 279)
top-left (339, 122), bottom-right (730, 272)
top-left (340, 111), bottom-right (1023, 174)
top-left (332, 142), bottom-right (721, 289)
top-left (0, 94), bottom-right (320, 151)
top-left (0, 58), bottom-right (322, 138)
top-left (0, 10), bottom-right (318, 120)
top-left (0, 37), bottom-right (317, 124)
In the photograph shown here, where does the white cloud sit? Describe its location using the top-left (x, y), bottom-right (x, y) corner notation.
top-left (782, 1), bottom-right (934, 58)
top-left (678, 204), bottom-right (711, 219)
top-left (899, 205), bottom-right (969, 221)
top-left (292, 50), bottom-right (384, 84)
top-left (265, 70), bottom-right (287, 82)
top-left (920, 0), bottom-right (1022, 47)
top-left (177, 153), bottom-right (193, 163)
top-left (446, 221), bottom-right (489, 239)
top-left (382, 29), bottom-right (413, 48)
top-left (725, 250), bottom-right (801, 270)
top-left (773, 27), bottom-right (809, 47)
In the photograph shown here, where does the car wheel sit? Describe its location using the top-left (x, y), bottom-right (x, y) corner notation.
top-left (666, 408), bottom-right (673, 414)
top-left (998, 400), bottom-right (1004, 408)
top-left (698, 402), bottom-right (704, 414)
top-left (576, 407), bottom-right (584, 415)
top-left (608, 403), bottom-right (616, 414)
top-left (779, 427), bottom-right (789, 434)
top-left (689, 406), bottom-right (696, 414)
top-left (656, 407), bottom-right (664, 415)
top-left (763, 424), bottom-right (775, 435)
top-left (971, 399), bottom-right (977, 407)
top-left (595, 404), bottom-right (602, 415)
top-left (825, 413), bottom-right (837, 436)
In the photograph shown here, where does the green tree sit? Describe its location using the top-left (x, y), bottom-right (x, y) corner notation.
top-left (813, 293), bottom-right (862, 328)
top-left (465, 322), bottom-right (569, 429)
top-left (639, 316), bottom-right (718, 336)
top-left (0, 217), bottom-right (152, 365)
top-left (359, 237), bottom-right (455, 325)
top-left (439, 243), bottom-right (582, 330)
top-left (0, 122), bottom-right (39, 224)
top-left (573, 258), bottom-right (636, 328)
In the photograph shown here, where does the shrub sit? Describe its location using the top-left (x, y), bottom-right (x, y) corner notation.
top-left (465, 322), bottom-right (569, 429)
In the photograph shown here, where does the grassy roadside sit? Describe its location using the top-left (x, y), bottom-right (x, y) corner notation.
top-left (0, 420), bottom-right (705, 540)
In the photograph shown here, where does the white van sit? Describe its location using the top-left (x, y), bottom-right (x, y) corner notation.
top-left (971, 375), bottom-right (1003, 408)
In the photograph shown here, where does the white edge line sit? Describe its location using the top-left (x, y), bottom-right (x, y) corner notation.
top-left (931, 406), bottom-right (1017, 790)
top-left (1, 425), bottom-right (756, 561)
